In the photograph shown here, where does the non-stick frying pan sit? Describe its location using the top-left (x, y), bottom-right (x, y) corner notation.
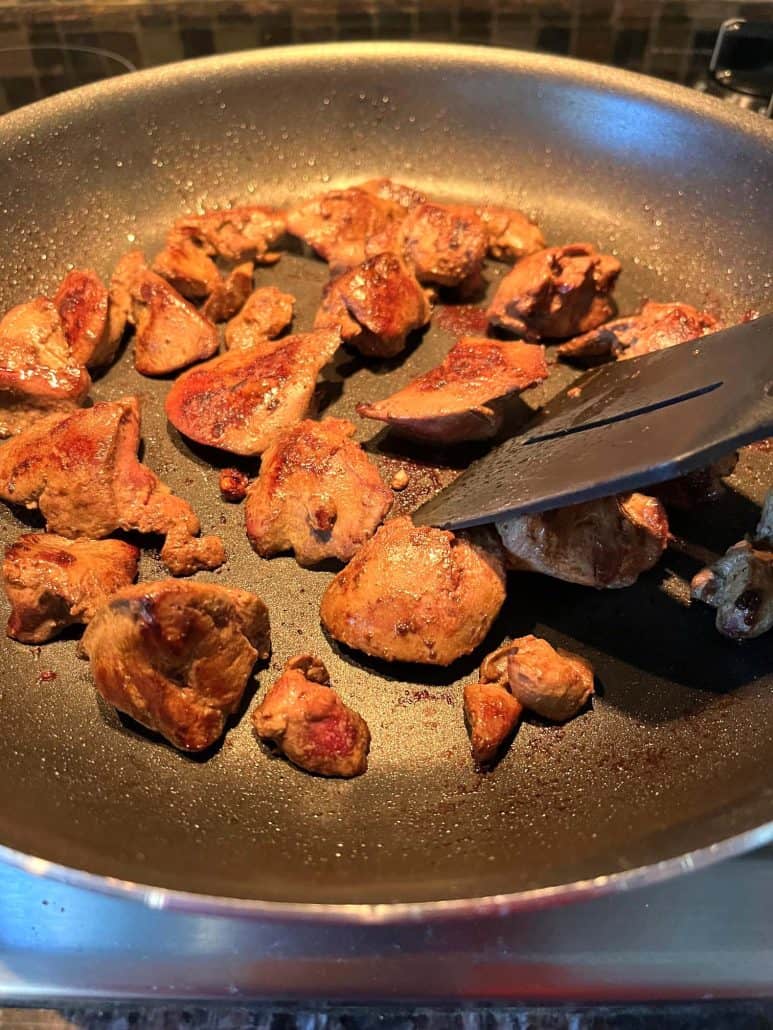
top-left (0, 43), bottom-right (771, 921)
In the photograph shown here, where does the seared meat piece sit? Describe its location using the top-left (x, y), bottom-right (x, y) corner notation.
top-left (314, 253), bottom-right (431, 358)
top-left (372, 202), bottom-right (488, 289)
top-left (151, 236), bottom-right (221, 300)
top-left (756, 488), bottom-right (773, 546)
top-left (81, 580), bottom-right (270, 751)
top-left (0, 397), bottom-right (225, 576)
top-left (464, 634), bottom-right (594, 763)
top-left (3, 533), bottom-right (138, 643)
top-left (245, 418), bottom-right (392, 565)
top-left (0, 298), bottom-right (91, 438)
top-left (286, 186), bottom-right (404, 273)
top-left (475, 205), bottom-right (546, 262)
top-left (692, 541), bottom-right (773, 640)
top-left (463, 642), bottom-right (524, 767)
top-left (506, 635), bottom-right (594, 722)
top-left (224, 285), bottom-right (294, 351)
top-left (357, 337), bottom-right (548, 443)
top-left (653, 453), bottom-right (738, 511)
top-left (173, 205), bottom-right (285, 263)
top-left (478, 640), bottom-right (517, 686)
top-left (53, 269), bottom-right (114, 368)
top-left (166, 330), bottom-right (339, 456)
top-left (252, 654), bottom-right (370, 777)
top-left (202, 262), bottom-right (254, 323)
top-left (219, 468), bottom-right (250, 503)
top-left (129, 265), bottom-right (218, 376)
top-left (359, 178), bottom-right (426, 211)
top-left (488, 243), bottom-right (621, 340)
top-left (558, 301), bottom-right (718, 364)
top-left (619, 302), bottom-right (718, 361)
top-left (107, 250), bottom-right (144, 351)
top-left (690, 490), bottom-right (773, 640)
top-left (496, 493), bottom-right (668, 588)
top-left (108, 250), bottom-right (218, 375)
top-left (463, 681), bottom-right (522, 768)
top-left (320, 516), bottom-right (506, 665)
top-left (359, 188), bottom-right (542, 269)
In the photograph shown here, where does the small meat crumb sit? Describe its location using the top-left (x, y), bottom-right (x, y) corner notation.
top-left (567, 386), bottom-right (582, 399)
top-left (219, 468), bottom-right (249, 503)
top-left (38, 670), bottom-right (57, 683)
top-left (391, 469), bottom-right (410, 491)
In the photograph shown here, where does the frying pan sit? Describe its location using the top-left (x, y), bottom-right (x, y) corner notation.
top-left (0, 43), bottom-right (771, 922)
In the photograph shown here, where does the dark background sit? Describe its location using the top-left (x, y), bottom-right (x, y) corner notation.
top-left (2, 0), bottom-right (773, 114)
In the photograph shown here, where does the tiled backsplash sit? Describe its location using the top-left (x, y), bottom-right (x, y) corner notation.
top-left (0, 0), bottom-right (772, 113)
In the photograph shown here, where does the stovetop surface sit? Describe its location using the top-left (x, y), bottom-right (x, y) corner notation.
top-left (0, 0), bottom-right (771, 1016)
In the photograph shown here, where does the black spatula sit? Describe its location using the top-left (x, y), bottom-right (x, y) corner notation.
top-left (412, 313), bottom-right (773, 530)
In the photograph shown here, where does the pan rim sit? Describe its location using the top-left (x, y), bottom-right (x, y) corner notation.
top-left (2, 820), bottom-right (772, 923)
top-left (0, 40), bottom-right (771, 146)
top-left (0, 40), bottom-right (771, 920)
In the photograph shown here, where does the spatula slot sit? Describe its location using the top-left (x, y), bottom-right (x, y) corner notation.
top-left (524, 381), bottom-right (723, 445)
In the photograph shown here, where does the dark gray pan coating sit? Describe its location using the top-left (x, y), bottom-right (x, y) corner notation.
top-left (0, 43), bottom-right (770, 913)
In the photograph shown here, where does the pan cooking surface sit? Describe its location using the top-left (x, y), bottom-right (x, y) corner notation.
top-left (0, 44), bottom-right (771, 912)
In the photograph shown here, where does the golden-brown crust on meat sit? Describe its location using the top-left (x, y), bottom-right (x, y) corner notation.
top-left (3, 533), bottom-right (139, 643)
top-left (287, 187), bottom-right (404, 274)
top-left (0, 397), bottom-right (225, 576)
top-left (320, 516), bottom-right (506, 665)
top-left (252, 654), bottom-right (370, 777)
top-left (219, 467), bottom-right (250, 503)
top-left (488, 243), bottom-right (621, 340)
top-left (314, 253), bottom-right (431, 358)
top-left (223, 285), bottom-right (294, 350)
top-left (202, 262), bottom-right (254, 323)
top-left (0, 297), bottom-right (91, 438)
top-left (152, 237), bottom-right (221, 300)
top-left (506, 635), bottom-right (595, 721)
top-left (463, 679), bottom-right (522, 767)
top-left (558, 300), bottom-right (718, 364)
top-left (53, 269), bottom-right (112, 368)
top-left (173, 205), bottom-right (285, 263)
top-left (165, 330), bottom-right (339, 455)
top-left (356, 337), bottom-right (548, 443)
top-left (381, 202), bottom-right (488, 288)
top-left (130, 268), bottom-right (218, 376)
top-left (82, 579), bottom-right (271, 751)
top-left (245, 417), bottom-right (392, 565)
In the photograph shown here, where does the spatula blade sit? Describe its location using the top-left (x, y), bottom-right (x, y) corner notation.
top-left (412, 314), bottom-right (773, 530)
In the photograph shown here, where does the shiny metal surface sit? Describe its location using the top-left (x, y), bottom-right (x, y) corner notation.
top-left (0, 43), bottom-right (771, 917)
top-left (2, 847), bottom-right (773, 1002)
top-left (2, 819), bottom-right (773, 925)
